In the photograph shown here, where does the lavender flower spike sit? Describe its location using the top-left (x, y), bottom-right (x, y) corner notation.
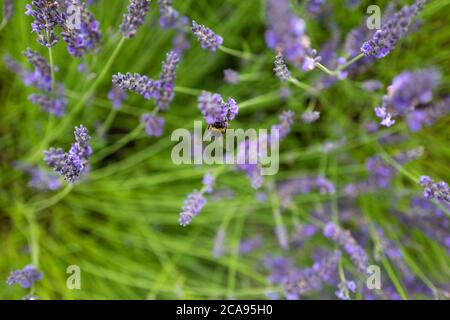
top-left (112, 72), bottom-right (159, 100)
top-left (158, 0), bottom-right (178, 28)
top-left (155, 51), bottom-right (180, 110)
top-left (179, 190), bottom-right (206, 226)
top-left (7, 265), bottom-right (43, 288)
top-left (44, 125), bottom-right (92, 183)
top-left (120, 0), bottom-right (151, 39)
top-left (141, 113), bottom-right (164, 137)
top-left (191, 20), bottom-right (223, 52)
top-left (419, 176), bottom-right (450, 204)
top-left (1, 0), bottom-right (14, 27)
top-left (274, 53), bottom-right (290, 82)
top-left (198, 91), bottom-right (239, 126)
top-left (272, 110), bottom-right (295, 140)
top-left (25, 0), bottom-right (65, 48)
top-left (361, 0), bottom-right (427, 59)
top-left (23, 48), bottom-right (52, 92)
top-left (323, 222), bottom-right (368, 273)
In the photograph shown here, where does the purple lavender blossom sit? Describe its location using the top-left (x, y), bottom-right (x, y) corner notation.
top-left (107, 86), bottom-right (127, 109)
top-left (23, 48), bottom-right (52, 92)
top-left (112, 72), bottom-right (159, 100)
top-left (202, 172), bottom-right (215, 194)
top-left (275, 225), bottom-right (289, 250)
top-left (361, 0), bottom-right (427, 59)
top-left (265, 0), bottom-right (317, 71)
top-left (44, 125), bottom-right (92, 183)
top-left (292, 224), bottom-right (317, 248)
top-left (376, 69), bottom-right (440, 127)
top-left (235, 138), bottom-right (263, 189)
top-left (224, 69), bottom-right (240, 84)
top-left (14, 162), bottom-right (61, 191)
top-left (273, 53), bottom-right (290, 82)
top-left (407, 98), bottom-right (450, 132)
top-left (362, 80), bottom-right (383, 92)
top-left (25, 0), bottom-right (65, 47)
top-left (119, 0), bottom-right (150, 39)
top-left (307, 0), bottom-right (326, 14)
top-left (179, 190), bottom-right (206, 226)
top-left (140, 113), bottom-right (164, 137)
top-left (7, 265), bottom-right (43, 288)
top-left (157, 0), bottom-right (178, 28)
top-left (301, 111), bottom-right (320, 124)
top-left (61, 0), bottom-right (101, 57)
top-left (2, 0), bottom-right (14, 26)
top-left (239, 236), bottom-right (262, 255)
top-left (29, 88), bottom-right (67, 116)
top-left (155, 51), bottom-right (180, 110)
top-left (419, 176), bottom-right (450, 204)
top-left (336, 280), bottom-right (357, 300)
top-left (323, 222), bottom-right (368, 273)
top-left (191, 20), bottom-right (223, 52)
top-left (212, 228), bottom-right (226, 258)
top-left (272, 110), bottom-right (294, 140)
top-left (198, 91), bottom-right (238, 126)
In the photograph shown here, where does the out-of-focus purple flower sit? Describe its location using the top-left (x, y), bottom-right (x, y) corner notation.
top-left (224, 69), bottom-right (240, 84)
top-left (191, 20), bottom-right (223, 52)
top-left (157, 0), bottom-right (178, 28)
top-left (140, 113), bottom-right (164, 137)
top-left (155, 51), bottom-right (180, 110)
top-left (239, 236), bottom-right (262, 255)
top-left (336, 280), bottom-right (357, 300)
top-left (198, 91), bottom-right (238, 126)
top-left (273, 53), bottom-right (290, 82)
top-left (272, 110), bottom-right (294, 140)
top-left (179, 190), bottom-right (206, 226)
top-left (362, 80), bottom-right (383, 92)
top-left (213, 228), bottom-right (226, 258)
top-left (292, 224), bottom-right (317, 247)
top-left (2, 0), bottom-right (14, 26)
top-left (301, 111), bottom-right (320, 124)
top-left (323, 222), bottom-right (368, 273)
top-left (407, 98), bottom-right (450, 132)
top-left (107, 86), bottom-right (127, 109)
top-left (29, 89), bottom-right (67, 117)
top-left (202, 172), bottom-right (215, 194)
top-left (307, 0), bottom-right (326, 14)
top-left (61, 0), bottom-right (101, 57)
top-left (265, 0), bottom-right (317, 71)
top-left (277, 176), bottom-right (336, 208)
top-left (23, 48), bottom-right (52, 92)
top-left (44, 125), bottom-right (92, 183)
top-left (361, 0), bottom-right (427, 58)
top-left (25, 0), bottom-right (65, 47)
top-left (112, 72), bottom-right (159, 100)
top-left (7, 265), bottom-right (43, 289)
top-left (14, 162), bottom-right (61, 191)
top-left (419, 176), bottom-right (450, 204)
top-left (119, 0), bottom-right (150, 38)
top-left (375, 68), bottom-right (440, 127)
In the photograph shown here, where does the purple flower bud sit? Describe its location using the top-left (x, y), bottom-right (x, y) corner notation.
top-left (274, 53), bottom-right (290, 82)
top-left (272, 110), bottom-right (294, 140)
top-left (155, 51), bottom-right (180, 110)
top-left (179, 190), bottom-right (206, 226)
top-left (23, 48), bottom-right (52, 92)
top-left (191, 20), bottom-right (223, 52)
top-left (198, 91), bottom-right (238, 126)
top-left (419, 176), bottom-right (450, 203)
top-left (157, 0), bottom-right (178, 28)
top-left (202, 172), bottom-right (215, 194)
top-left (224, 69), bottom-right (240, 84)
top-left (239, 236), bottom-right (262, 255)
top-left (107, 86), bottom-right (127, 109)
top-left (120, 0), bottom-right (150, 39)
top-left (140, 113), bottom-right (164, 137)
top-left (7, 265), bottom-right (43, 288)
top-left (112, 72), bottom-right (159, 100)
top-left (301, 111), bottom-right (320, 124)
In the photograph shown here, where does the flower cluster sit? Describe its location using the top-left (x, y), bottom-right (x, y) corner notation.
top-left (323, 222), bottom-right (368, 273)
top-left (29, 90), bottom-right (67, 117)
top-left (191, 20), bottom-right (223, 52)
top-left (272, 110), bottom-right (295, 139)
top-left (419, 176), bottom-right (450, 204)
top-left (112, 72), bottom-right (159, 100)
top-left (179, 190), bottom-right (206, 226)
top-left (361, 0), bottom-right (427, 59)
top-left (301, 111), bottom-right (320, 124)
top-left (7, 265), bottom-right (43, 289)
top-left (140, 113), bottom-right (164, 137)
top-left (61, 0), bottom-right (101, 57)
top-left (239, 236), bottom-right (262, 255)
top-left (107, 86), bottom-right (128, 109)
top-left (119, 0), bottom-right (150, 39)
top-left (157, 0), bottom-right (178, 28)
top-left (265, 0), bottom-right (318, 71)
top-left (375, 69), bottom-right (440, 127)
top-left (155, 51), bottom-right (180, 110)
top-left (407, 98), bottom-right (450, 132)
top-left (336, 280), bottom-right (357, 300)
top-left (25, 0), bottom-right (65, 47)
top-left (14, 162), bottom-right (61, 191)
top-left (44, 125), bottom-right (92, 183)
top-left (273, 53), bottom-right (290, 82)
top-left (23, 48), bottom-right (52, 92)
top-left (224, 69), bottom-right (240, 84)
top-left (198, 91), bottom-right (238, 126)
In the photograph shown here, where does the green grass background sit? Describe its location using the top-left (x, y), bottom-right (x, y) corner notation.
top-left (0, 0), bottom-right (449, 299)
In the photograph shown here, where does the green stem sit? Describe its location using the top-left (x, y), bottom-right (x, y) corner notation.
top-left (174, 86), bottom-right (202, 96)
top-left (316, 53), bottom-right (365, 77)
top-left (219, 45), bottom-right (253, 60)
top-left (48, 46), bottom-right (56, 93)
top-left (98, 108), bottom-right (119, 137)
top-left (239, 91), bottom-right (280, 110)
top-left (289, 77), bottom-right (317, 94)
top-left (31, 184), bottom-right (74, 213)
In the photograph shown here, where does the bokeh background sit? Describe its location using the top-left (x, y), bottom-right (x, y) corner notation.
top-left (0, 0), bottom-right (449, 299)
